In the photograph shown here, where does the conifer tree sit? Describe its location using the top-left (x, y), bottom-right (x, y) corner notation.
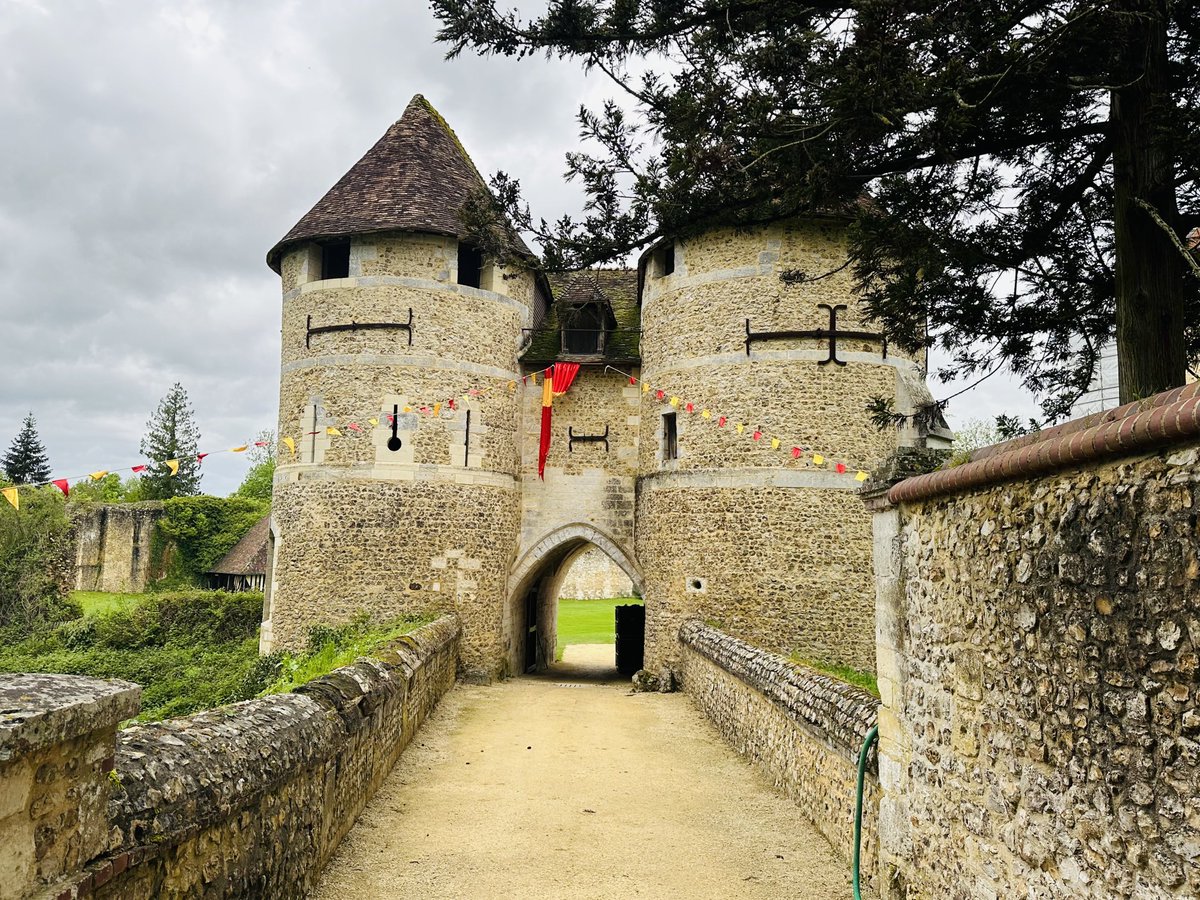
top-left (139, 383), bottom-right (202, 499)
top-left (2, 412), bottom-right (51, 485)
top-left (434, 0), bottom-right (1200, 420)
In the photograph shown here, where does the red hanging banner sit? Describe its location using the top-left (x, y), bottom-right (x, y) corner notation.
top-left (537, 363), bottom-right (581, 479)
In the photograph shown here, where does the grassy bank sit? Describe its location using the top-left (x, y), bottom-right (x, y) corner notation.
top-left (555, 597), bottom-right (642, 660)
top-left (0, 592), bottom-right (430, 722)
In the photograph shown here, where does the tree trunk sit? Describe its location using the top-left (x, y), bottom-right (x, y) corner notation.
top-left (1111, 0), bottom-right (1186, 404)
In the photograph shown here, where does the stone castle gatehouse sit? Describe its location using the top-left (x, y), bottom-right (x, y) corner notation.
top-left (262, 95), bottom-right (949, 680)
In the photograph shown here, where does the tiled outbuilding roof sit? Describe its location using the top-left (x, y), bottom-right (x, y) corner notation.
top-left (267, 94), bottom-right (526, 272)
top-left (208, 515), bottom-right (270, 576)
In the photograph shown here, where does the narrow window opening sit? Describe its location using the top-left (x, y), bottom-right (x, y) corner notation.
top-left (457, 242), bottom-right (483, 288)
top-left (659, 243), bottom-right (675, 277)
top-left (464, 409), bottom-right (472, 467)
top-left (319, 242), bottom-right (350, 280)
top-left (663, 412), bottom-right (678, 461)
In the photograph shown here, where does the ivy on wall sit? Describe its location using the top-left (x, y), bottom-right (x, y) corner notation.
top-left (151, 496), bottom-right (270, 589)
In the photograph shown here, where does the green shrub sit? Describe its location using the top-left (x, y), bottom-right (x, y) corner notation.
top-left (152, 496), bottom-right (270, 588)
top-left (0, 484), bottom-right (77, 633)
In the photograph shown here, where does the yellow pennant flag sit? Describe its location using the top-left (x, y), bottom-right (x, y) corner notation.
top-left (812, 453), bottom-right (825, 466)
top-left (166, 459), bottom-right (180, 476)
top-left (433, 402), bottom-right (442, 416)
top-left (770, 438), bottom-right (781, 450)
top-left (507, 380), bottom-right (516, 391)
top-left (2, 487), bottom-right (17, 510)
top-left (90, 470), bottom-right (109, 481)
top-left (735, 423), bottom-right (745, 434)
top-left (368, 417), bottom-right (379, 427)
top-left (855, 470), bottom-right (869, 482)
top-left (642, 382), bottom-right (650, 393)
top-left (701, 409), bottom-right (711, 419)
top-left (230, 445), bottom-right (248, 453)
top-left (326, 427), bottom-right (341, 437)
top-left (669, 396), bottom-right (680, 408)
top-left (403, 405), bottom-right (412, 413)
top-left (282, 436), bottom-right (296, 459)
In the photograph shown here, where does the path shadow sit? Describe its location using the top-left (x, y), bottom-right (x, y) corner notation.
top-left (534, 643), bottom-right (625, 685)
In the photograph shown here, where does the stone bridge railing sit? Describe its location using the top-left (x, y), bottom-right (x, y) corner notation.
top-left (0, 615), bottom-right (460, 900)
top-left (678, 619), bottom-right (880, 888)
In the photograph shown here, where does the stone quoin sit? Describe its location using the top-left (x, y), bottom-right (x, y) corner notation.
top-left (262, 94), bottom-right (951, 680)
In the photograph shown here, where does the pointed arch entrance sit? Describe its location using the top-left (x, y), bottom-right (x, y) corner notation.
top-left (506, 524), bottom-right (642, 674)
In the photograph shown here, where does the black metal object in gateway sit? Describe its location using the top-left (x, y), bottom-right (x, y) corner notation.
top-left (614, 604), bottom-right (645, 676)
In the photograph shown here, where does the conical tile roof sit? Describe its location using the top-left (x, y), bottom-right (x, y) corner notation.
top-left (267, 95), bottom-right (517, 272)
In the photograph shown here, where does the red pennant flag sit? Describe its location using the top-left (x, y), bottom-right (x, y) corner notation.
top-left (131, 464), bottom-right (147, 473)
top-left (386, 415), bottom-right (394, 424)
top-left (196, 453), bottom-right (209, 462)
top-left (656, 390), bottom-right (665, 400)
top-left (752, 430), bottom-right (762, 441)
top-left (448, 398), bottom-right (456, 410)
top-left (537, 362), bottom-right (582, 479)
top-left (718, 416), bottom-right (726, 427)
top-left (835, 462), bottom-right (847, 474)
top-left (254, 441), bottom-right (269, 447)
top-left (348, 423), bottom-right (363, 432)
top-left (469, 388), bottom-right (481, 396)
top-left (629, 376), bottom-right (636, 385)
top-left (685, 402), bottom-right (694, 413)
top-left (791, 447), bottom-right (801, 459)
top-left (52, 479), bottom-right (69, 498)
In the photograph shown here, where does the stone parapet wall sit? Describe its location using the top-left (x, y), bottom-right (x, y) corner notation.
top-left (24, 615), bottom-right (460, 900)
top-left (70, 504), bottom-right (164, 594)
top-left (679, 620), bottom-right (879, 886)
top-left (874, 390), bottom-right (1200, 899)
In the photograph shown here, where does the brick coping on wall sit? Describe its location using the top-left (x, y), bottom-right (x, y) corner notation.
top-left (889, 382), bottom-right (1200, 505)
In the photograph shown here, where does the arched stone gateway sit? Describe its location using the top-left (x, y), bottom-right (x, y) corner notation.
top-left (505, 524), bottom-right (641, 675)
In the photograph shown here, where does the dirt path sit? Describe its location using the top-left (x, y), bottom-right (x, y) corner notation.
top-left (312, 644), bottom-right (856, 899)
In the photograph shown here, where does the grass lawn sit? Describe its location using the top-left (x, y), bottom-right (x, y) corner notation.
top-left (71, 591), bottom-right (142, 616)
top-left (555, 597), bottom-right (642, 660)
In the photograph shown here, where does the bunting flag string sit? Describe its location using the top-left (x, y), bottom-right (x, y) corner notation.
top-left (3, 360), bottom-right (874, 509)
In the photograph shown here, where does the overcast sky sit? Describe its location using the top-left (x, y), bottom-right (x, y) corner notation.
top-left (0, 0), bottom-right (1041, 496)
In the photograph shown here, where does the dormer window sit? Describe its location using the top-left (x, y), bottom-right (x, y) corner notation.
top-left (457, 242), bottom-right (483, 288)
top-left (562, 302), bottom-right (607, 355)
top-left (319, 242), bottom-right (350, 280)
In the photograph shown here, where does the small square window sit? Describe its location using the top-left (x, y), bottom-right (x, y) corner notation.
top-left (457, 242), bottom-right (483, 288)
top-left (320, 242), bottom-right (350, 280)
top-left (662, 412), bottom-right (678, 461)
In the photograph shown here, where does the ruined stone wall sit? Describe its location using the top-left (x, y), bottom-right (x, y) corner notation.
top-left (269, 232), bottom-right (533, 679)
top-left (637, 222), bottom-right (921, 675)
top-left (557, 546), bottom-right (635, 600)
top-left (70, 504), bottom-right (164, 594)
top-left (874, 401), bottom-right (1200, 899)
top-left (33, 616), bottom-right (460, 900)
top-left (679, 620), bottom-right (879, 885)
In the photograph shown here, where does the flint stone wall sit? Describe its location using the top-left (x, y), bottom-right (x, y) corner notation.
top-left (875, 395), bottom-right (1200, 899)
top-left (44, 615), bottom-right (460, 899)
top-left (679, 619), bottom-right (879, 885)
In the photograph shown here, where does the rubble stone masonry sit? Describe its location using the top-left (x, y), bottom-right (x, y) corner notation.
top-left (873, 389), bottom-right (1200, 899)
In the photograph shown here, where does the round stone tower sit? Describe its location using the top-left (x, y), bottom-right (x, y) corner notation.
top-left (262, 95), bottom-right (542, 678)
top-left (635, 220), bottom-right (946, 676)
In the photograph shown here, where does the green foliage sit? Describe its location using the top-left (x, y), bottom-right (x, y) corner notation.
top-left (153, 495), bottom-right (270, 587)
top-left (72, 591), bottom-right (141, 616)
top-left (234, 459), bottom-right (275, 500)
top-left (67, 473), bottom-right (145, 504)
top-left (140, 383), bottom-right (202, 500)
top-left (557, 597), bottom-right (641, 645)
top-left (791, 654), bottom-right (880, 699)
top-left (0, 590), bottom-right (266, 722)
top-left (0, 484), bottom-right (76, 633)
top-left (258, 613), bottom-right (432, 695)
top-left (434, 0), bottom-right (1200, 417)
top-left (2, 412), bottom-right (51, 484)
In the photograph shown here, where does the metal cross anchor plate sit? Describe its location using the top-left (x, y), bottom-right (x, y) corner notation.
top-left (744, 304), bottom-right (887, 365)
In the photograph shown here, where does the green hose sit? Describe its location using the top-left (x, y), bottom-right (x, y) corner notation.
top-left (853, 724), bottom-right (879, 900)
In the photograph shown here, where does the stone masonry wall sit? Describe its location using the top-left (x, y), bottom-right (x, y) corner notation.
top-left (637, 222), bottom-right (924, 676)
top-left (40, 615), bottom-right (460, 900)
top-left (875, 409), bottom-right (1200, 898)
top-left (557, 546), bottom-right (635, 600)
top-left (679, 620), bottom-right (879, 887)
top-left (70, 504), bottom-right (164, 594)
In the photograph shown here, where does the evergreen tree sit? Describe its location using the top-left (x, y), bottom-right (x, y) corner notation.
top-left (2, 412), bottom-right (51, 485)
top-left (140, 383), bottom-right (202, 500)
top-left (434, 0), bottom-right (1200, 420)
